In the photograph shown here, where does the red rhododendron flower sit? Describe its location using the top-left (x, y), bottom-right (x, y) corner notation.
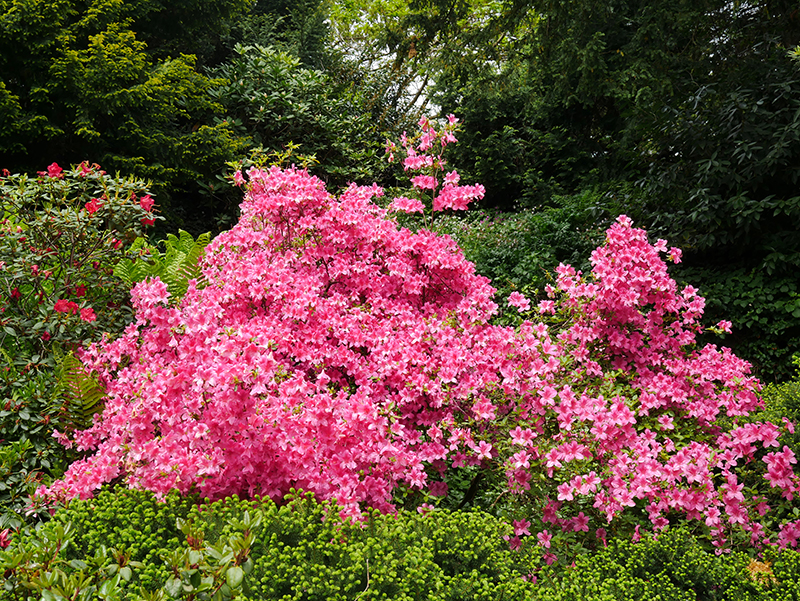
top-left (85, 198), bottom-right (102, 214)
top-left (80, 307), bottom-right (97, 322)
top-left (53, 299), bottom-right (78, 314)
top-left (47, 163), bottom-right (63, 178)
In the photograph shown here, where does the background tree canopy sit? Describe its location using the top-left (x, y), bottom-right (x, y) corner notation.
top-left (377, 0), bottom-right (800, 380)
top-left (2, 0), bottom-right (800, 380)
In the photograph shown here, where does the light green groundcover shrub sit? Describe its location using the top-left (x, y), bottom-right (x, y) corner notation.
top-left (2, 489), bottom-right (800, 600)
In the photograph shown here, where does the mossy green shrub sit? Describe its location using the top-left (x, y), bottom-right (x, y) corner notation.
top-left (536, 526), bottom-right (800, 601)
top-left (1, 489), bottom-right (539, 600)
top-left (5, 490), bottom-right (800, 601)
top-left (53, 488), bottom-right (199, 591)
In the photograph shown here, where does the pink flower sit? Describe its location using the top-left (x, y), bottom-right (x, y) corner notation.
top-left (443, 170), bottom-right (460, 186)
top-left (513, 519), bottom-right (531, 536)
top-left (389, 196), bottom-right (425, 214)
top-left (717, 320), bottom-right (732, 333)
top-left (475, 441), bottom-right (493, 460)
top-left (537, 530), bottom-right (552, 548)
top-left (0, 528), bottom-right (9, 549)
top-left (508, 291), bottom-right (530, 312)
top-left (141, 217), bottom-right (155, 227)
top-left (80, 307), bottom-right (97, 322)
top-left (411, 175), bottom-right (438, 190)
top-left (657, 414), bottom-right (675, 430)
top-left (233, 171), bottom-right (245, 186)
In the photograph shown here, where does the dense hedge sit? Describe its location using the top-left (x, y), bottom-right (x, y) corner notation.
top-left (3, 489), bottom-right (800, 600)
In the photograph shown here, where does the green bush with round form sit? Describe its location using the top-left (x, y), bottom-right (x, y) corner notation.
top-left (536, 526), bottom-right (800, 601)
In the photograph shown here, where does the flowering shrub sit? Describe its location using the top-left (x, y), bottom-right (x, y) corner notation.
top-left (37, 160), bottom-right (799, 555)
top-left (0, 162), bottom-right (159, 528)
top-left (386, 115), bottom-right (485, 219)
top-left (36, 122), bottom-right (800, 559)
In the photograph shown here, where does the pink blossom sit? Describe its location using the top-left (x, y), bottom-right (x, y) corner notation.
top-left (389, 196), bottom-right (425, 214)
top-left (537, 530), bottom-right (552, 548)
top-left (80, 307), bottom-right (97, 322)
top-left (508, 291), bottom-right (531, 312)
top-left (411, 175), bottom-right (438, 190)
top-left (513, 519), bottom-right (531, 536)
top-left (443, 170), bottom-right (460, 185)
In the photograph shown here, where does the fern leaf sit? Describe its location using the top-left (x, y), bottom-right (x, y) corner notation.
top-left (54, 352), bottom-right (107, 432)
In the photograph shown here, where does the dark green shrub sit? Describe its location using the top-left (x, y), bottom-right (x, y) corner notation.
top-left (0, 163), bottom-right (159, 530)
top-left (430, 189), bottom-right (610, 325)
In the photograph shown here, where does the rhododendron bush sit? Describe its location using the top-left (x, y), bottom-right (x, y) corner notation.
top-left (38, 125), bottom-right (800, 555)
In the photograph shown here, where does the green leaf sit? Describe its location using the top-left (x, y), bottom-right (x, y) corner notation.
top-left (226, 565), bottom-right (244, 589)
top-left (164, 577), bottom-right (182, 598)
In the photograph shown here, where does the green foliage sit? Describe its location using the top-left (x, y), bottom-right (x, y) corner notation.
top-left (676, 266), bottom-right (800, 381)
top-left (0, 164), bottom-right (156, 530)
top-left (536, 526), bottom-right (800, 601)
top-left (53, 350), bottom-right (107, 433)
top-left (114, 231), bottom-right (211, 303)
top-left (0, 489), bottom-right (540, 600)
top-left (0, 0), bottom-right (253, 233)
top-left (209, 43), bottom-right (387, 190)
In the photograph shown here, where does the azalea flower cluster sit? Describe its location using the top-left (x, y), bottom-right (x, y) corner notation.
top-left (38, 164), bottom-right (800, 554)
top-left (386, 115), bottom-right (485, 214)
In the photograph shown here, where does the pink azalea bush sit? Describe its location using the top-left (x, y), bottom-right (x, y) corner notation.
top-left (37, 123), bottom-right (800, 557)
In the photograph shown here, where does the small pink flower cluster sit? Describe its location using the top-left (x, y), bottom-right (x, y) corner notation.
top-left (387, 115), bottom-right (485, 214)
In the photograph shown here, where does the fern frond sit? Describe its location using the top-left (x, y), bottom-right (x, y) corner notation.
top-left (54, 352), bottom-right (107, 432)
top-left (112, 231), bottom-right (210, 303)
top-left (0, 346), bottom-right (17, 377)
